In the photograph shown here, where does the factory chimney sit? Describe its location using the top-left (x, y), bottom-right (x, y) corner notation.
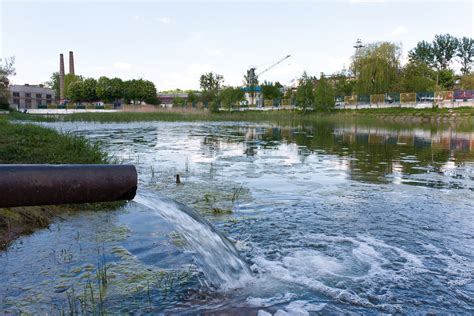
top-left (59, 53), bottom-right (65, 101)
top-left (69, 51), bottom-right (75, 75)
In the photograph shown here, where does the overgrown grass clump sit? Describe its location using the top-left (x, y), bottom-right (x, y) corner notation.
top-left (0, 117), bottom-right (107, 164)
top-left (8, 106), bottom-right (474, 125)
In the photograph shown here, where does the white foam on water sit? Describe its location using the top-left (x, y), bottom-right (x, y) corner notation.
top-left (250, 234), bottom-right (424, 313)
top-left (271, 301), bottom-right (327, 316)
top-left (285, 300), bottom-right (327, 313)
top-left (281, 250), bottom-right (345, 277)
top-left (247, 292), bottom-right (297, 307)
top-left (419, 242), bottom-right (474, 289)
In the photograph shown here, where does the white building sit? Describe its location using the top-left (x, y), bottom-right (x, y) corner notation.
top-left (242, 86), bottom-right (263, 107)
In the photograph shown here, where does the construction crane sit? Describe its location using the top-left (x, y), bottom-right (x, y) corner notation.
top-left (253, 54), bottom-right (291, 77)
top-left (245, 55), bottom-right (291, 106)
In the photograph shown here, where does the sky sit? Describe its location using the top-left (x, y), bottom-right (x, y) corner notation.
top-left (1, 0), bottom-right (473, 90)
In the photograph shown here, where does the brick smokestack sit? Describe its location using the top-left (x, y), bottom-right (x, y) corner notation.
top-left (59, 53), bottom-right (65, 101)
top-left (69, 51), bottom-right (75, 75)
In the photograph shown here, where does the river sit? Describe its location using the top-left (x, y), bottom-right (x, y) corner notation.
top-left (1, 120), bottom-right (473, 314)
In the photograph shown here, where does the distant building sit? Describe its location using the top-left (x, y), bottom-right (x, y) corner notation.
top-left (9, 84), bottom-right (55, 109)
top-left (241, 86), bottom-right (263, 107)
top-left (157, 93), bottom-right (188, 108)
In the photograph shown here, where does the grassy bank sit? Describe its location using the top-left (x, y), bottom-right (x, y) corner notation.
top-left (9, 106), bottom-right (474, 125)
top-left (0, 116), bottom-right (111, 249)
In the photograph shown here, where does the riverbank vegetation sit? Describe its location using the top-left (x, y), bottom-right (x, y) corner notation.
top-left (179, 34), bottom-right (473, 111)
top-left (0, 116), bottom-right (112, 249)
top-left (8, 106), bottom-right (474, 125)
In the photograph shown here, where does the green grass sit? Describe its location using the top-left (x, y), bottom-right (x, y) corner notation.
top-left (0, 116), bottom-right (107, 164)
top-left (7, 106), bottom-right (474, 125)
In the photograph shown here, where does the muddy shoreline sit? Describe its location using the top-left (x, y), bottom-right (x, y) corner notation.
top-left (0, 205), bottom-right (63, 250)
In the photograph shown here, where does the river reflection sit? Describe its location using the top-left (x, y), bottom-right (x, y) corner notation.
top-left (2, 119), bottom-right (473, 314)
top-left (194, 122), bottom-right (474, 189)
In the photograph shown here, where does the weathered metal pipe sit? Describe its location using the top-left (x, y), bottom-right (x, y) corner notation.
top-left (0, 164), bottom-right (137, 208)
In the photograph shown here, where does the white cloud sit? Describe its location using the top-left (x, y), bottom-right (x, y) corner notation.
top-left (46, 59), bottom-right (56, 67)
top-left (265, 61), bottom-right (302, 76)
top-left (205, 48), bottom-right (222, 57)
top-left (157, 63), bottom-right (218, 90)
top-left (188, 31), bottom-right (204, 43)
top-left (326, 56), bottom-right (351, 74)
top-left (388, 25), bottom-right (408, 37)
top-left (156, 17), bottom-right (171, 24)
top-left (9, 75), bottom-right (29, 85)
top-left (113, 62), bottom-right (132, 71)
top-left (187, 63), bottom-right (216, 75)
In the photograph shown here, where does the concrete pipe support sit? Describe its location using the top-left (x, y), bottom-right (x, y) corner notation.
top-left (0, 164), bottom-right (137, 208)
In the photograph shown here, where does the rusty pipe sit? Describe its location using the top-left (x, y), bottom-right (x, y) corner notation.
top-left (0, 164), bottom-right (137, 208)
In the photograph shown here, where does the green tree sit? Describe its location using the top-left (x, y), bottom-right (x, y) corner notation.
top-left (432, 34), bottom-right (459, 70)
top-left (64, 74), bottom-right (82, 99)
top-left (314, 73), bottom-right (335, 111)
top-left (397, 61), bottom-right (436, 92)
top-left (295, 71), bottom-right (315, 109)
top-left (142, 80), bottom-right (158, 104)
top-left (408, 40), bottom-right (435, 67)
top-left (283, 87), bottom-right (294, 100)
top-left (243, 68), bottom-right (259, 105)
top-left (459, 72), bottom-right (474, 90)
top-left (261, 81), bottom-right (283, 100)
top-left (122, 80), bottom-right (134, 104)
top-left (200, 72), bottom-right (224, 92)
top-left (47, 72), bottom-right (82, 101)
top-left (81, 78), bottom-right (98, 102)
top-left (172, 96), bottom-right (186, 107)
top-left (437, 69), bottom-right (456, 90)
top-left (333, 73), bottom-right (355, 97)
top-left (351, 42), bottom-right (401, 94)
top-left (46, 72), bottom-right (60, 100)
top-left (123, 79), bottom-right (157, 104)
top-left (96, 76), bottom-right (113, 102)
top-left (199, 72), bottom-right (223, 107)
top-left (457, 36), bottom-right (474, 74)
top-left (66, 81), bottom-right (83, 102)
top-left (0, 57), bottom-right (15, 110)
top-left (219, 86), bottom-right (245, 109)
top-left (109, 77), bottom-right (124, 102)
top-left (187, 91), bottom-right (200, 105)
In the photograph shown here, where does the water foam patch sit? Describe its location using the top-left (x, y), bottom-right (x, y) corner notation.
top-left (251, 234), bottom-right (424, 313)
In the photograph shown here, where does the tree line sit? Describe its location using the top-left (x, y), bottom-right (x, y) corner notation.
top-left (47, 73), bottom-right (158, 105)
top-left (175, 72), bottom-right (286, 112)
top-left (294, 34), bottom-right (473, 110)
top-left (190, 33), bottom-right (473, 111)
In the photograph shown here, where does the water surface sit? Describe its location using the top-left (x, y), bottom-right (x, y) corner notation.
top-left (1, 120), bottom-right (473, 314)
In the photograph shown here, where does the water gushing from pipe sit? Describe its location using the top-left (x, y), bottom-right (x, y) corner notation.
top-left (134, 190), bottom-right (252, 288)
